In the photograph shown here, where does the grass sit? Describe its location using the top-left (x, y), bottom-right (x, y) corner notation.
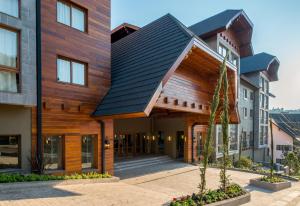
top-left (0, 172), bottom-right (111, 183)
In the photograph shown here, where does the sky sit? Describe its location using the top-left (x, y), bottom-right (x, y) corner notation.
top-left (111, 0), bottom-right (300, 110)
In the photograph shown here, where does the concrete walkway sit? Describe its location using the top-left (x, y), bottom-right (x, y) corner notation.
top-left (0, 165), bottom-right (300, 205)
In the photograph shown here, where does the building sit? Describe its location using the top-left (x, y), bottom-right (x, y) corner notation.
top-left (240, 53), bottom-right (280, 162)
top-left (0, 0), bottom-right (36, 172)
top-left (189, 10), bottom-right (280, 162)
top-left (270, 112), bottom-right (300, 164)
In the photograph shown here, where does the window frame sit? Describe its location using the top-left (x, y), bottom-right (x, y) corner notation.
top-left (0, 25), bottom-right (21, 93)
top-left (81, 134), bottom-right (97, 170)
top-left (56, 0), bottom-right (88, 33)
top-left (0, 0), bottom-right (20, 19)
top-left (243, 107), bottom-right (248, 119)
top-left (43, 135), bottom-right (65, 171)
top-left (243, 88), bottom-right (248, 100)
top-left (0, 135), bottom-right (21, 169)
top-left (56, 56), bottom-right (87, 87)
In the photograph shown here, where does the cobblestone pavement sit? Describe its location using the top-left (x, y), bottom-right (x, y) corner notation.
top-left (0, 165), bottom-right (300, 206)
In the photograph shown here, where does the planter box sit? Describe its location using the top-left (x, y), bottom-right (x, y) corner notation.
top-left (0, 176), bottom-right (120, 191)
top-left (250, 178), bottom-right (291, 191)
top-left (208, 192), bottom-right (251, 206)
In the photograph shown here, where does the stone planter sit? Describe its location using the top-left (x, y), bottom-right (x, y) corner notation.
top-left (250, 178), bottom-right (291, 191)
top-left (208, 192), bottom-right (251, 206)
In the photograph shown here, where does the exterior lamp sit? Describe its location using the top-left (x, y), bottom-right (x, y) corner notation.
top-left (168, 136), bottom-right (172, 142)
top-left (104, 138), bottom-right (110, 150)
top-left (152, 136), bottom-right (155, 141)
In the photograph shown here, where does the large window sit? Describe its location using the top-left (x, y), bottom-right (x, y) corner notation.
top-left (0, 0), bottom-right (19, 18)
top-left (57, 1), bottom-right (86, 32)
top-left (57, 57), bottom-right (86, 86)
top-left (44, 136), bottom-right (63, 170)
top-left (216, 125), bottom-right (238, 154)
top-left (82, 135), bottom-right (96, 169)
top-left (218, 44), bottom-right (228, 58)
top-left (0, 27), bottom-right (19, 93)
top-left (0, 135), bottom-right (20, 169)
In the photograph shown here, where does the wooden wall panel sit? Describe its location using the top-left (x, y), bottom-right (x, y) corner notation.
top-left (32, 0), bottom-right (111, 174)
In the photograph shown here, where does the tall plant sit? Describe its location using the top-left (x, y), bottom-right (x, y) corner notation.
top-left (220, 63), bottom-right (230, 192)
top-left (199, 54), bottom-right (228, 196)
top-left (269, 119), bottom-right (274, 178)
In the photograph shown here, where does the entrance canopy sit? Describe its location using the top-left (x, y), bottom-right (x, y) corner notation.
top-left (93, 14), bottom-right (239, 124)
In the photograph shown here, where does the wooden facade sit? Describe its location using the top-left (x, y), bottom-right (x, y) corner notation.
top-left (32, 0), bottom-right (113, 174)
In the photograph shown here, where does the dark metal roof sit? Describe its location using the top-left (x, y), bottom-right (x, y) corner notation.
top-left (93, 14), bottom-right (194, 117)
top-left (240, 52), bottom-right (280, 81)
top-left (189, 9), bottom-right (244, 37)
top-left (270, 113), bottom-right (300, 138)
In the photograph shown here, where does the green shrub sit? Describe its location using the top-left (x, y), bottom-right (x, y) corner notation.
top-left (170, 184), bottom-right (245, 206)
top-left (0, 172), bottom-right (111, 184)
top-left (235, 157), bottom-right (252, 169)
top-left (260, 176), bottom-right (285, 183)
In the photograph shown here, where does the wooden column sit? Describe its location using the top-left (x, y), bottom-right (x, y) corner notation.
top-left (103, 119), bottom-right (114, 175)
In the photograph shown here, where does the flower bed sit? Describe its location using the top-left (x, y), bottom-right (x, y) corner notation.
top-left (250, 176), bottom-right (291, 191)
top-left (170, 184), bottom-right (249, 206)
top-left (0, 172), bottom-right (111, 183)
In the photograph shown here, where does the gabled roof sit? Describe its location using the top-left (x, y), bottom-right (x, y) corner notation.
top-left (93, 14), bottom-right (194, 117)
top-left (189, 10), bottom-right (245, 37)
top-left (240, 52), bottom-right (280, 81)
top-left (270, 113), bottom-right (300, 139)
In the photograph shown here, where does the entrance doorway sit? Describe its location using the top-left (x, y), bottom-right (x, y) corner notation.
top-left (176, 131), bottom-right (184, 159)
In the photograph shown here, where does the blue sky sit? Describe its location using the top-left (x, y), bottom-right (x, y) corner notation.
top-left (111, 0), bottom-right (300, 109)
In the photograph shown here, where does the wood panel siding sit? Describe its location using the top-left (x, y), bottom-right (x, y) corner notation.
top-left (32, 0), bottom-right (111, 174)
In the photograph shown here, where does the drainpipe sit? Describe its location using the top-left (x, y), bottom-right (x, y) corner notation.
top-left (36, 0), bottom-right (43, 174)
top-left (252, 90), bottom-right (256, 162)
top-left (100, 121), bottom-right (106, 174)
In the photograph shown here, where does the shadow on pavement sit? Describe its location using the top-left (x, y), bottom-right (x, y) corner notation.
top-left (244, 184), bottom-right (273, 194)
top-left (0, 186), bottom-right (80, 200)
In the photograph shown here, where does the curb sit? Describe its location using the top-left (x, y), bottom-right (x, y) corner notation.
top-left (0, 176), bottom-right (120, 191)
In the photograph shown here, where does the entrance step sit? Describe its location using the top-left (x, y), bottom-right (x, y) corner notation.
top-left (114, 156), bottom-right (174, 172)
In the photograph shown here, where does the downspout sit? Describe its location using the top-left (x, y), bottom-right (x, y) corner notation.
top-left (252, 91), bottom-right (256, 161)
top-left (100, 121), bottom-right (106, 174)
top-left (36, 0), bottom-right (43, 174)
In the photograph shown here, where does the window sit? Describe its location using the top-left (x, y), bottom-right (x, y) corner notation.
top-left (229, 125), bottom-right (238, 151)
top-left (276, 158), bottom-right (284, 164)
top-left (82, 135), bottom-right (96, 169)
top-left (264, 126), bottom-right (268, 144)
top-left (0, 27), bottom-right (19, 93)
top-left (259, 126), bottom-right (264, 145)
top-left (265, 96), bottom-right (269, 109)
top-left (231, 53), bottom-right (238, 66)
top-left (265, 111), bottom-right (269, 124)
top-left (57, 1), bottom-right (86, 32)
top-left (260, 93), bottom-right (264, 108)
top-left (243, 108), bottom-right (248, 119)
top-left (250, 92), bottom-right (254, 100)
top-left (260, 109), bottom-right (264, 123)
top-left (243, 88), bottom-right (248, 99)
top-left (249, 131), bottom-right (254, 147)
top-left (57, 57), bottom-right (86, 86)
top-left (276, 145), bottom-right (292, 152)
top-left (44, 136), bottom-right (63, 170)
top-left (218, 44), bottom-right (228, 58)
top-left (242, 131), bottom-right (247, 149)
top-left (0, 0), bottom-right (19, 18)
top-left (0, 135), bottom-right (20, 169)
top-left (250, 109), bottom-right (254, 118)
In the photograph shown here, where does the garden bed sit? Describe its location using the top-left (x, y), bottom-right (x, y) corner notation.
top-left (0, 172), bottom-right (119, 190)
top-left (250, 177), bottom-right (291, 191)
top-left (170, 184), bottom-right (250, 206)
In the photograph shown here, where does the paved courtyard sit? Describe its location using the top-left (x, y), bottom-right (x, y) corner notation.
top-left (1, 158), bottom-right (300, 206)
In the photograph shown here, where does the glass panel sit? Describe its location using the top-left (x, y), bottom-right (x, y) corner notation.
top-left (82, 135), bottom-right (95, 169)
top-left (0, 28), bottom-right (17, 68)
top-left (44, 136), bottom-right (63, 170)
top-left (0, 0), bottom-right (18, 17)
top-left (72, 62), bottom-right (85, 85)
top-left (71, 7), bottom-right (85, 31)
top-left (217, 125), bottom-right (223, 153)
top-left (0, 135), bottom-right (19, 169)
top-left (57, 58), bottom-right (71, 83)
top-left (229, 125), bottom-right (238, 151)
top-left (0, 71), bottom-right (17, 92)
top-left (57, 1), bottom-right (70, 26)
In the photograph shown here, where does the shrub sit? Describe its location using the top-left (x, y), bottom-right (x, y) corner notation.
top-left (170, 184), bottom-right (246, 206)
top-left (235, 157), bottom-right (252, 169)
top-left (260, 175), bottom-right (285, 183)
top-left (0, 172), bottom-right (111, 183)
top-left (283, 152), bottom-right (300, 175)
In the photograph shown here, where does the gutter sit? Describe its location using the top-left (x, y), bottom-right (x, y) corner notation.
top-left (36, 0), bottom-right (43, 174)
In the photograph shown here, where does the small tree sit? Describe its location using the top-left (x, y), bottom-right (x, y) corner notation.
top-left (220, 63), bottom-right (230, 192)
top-left (283, 152), bottom-right (300, 175)
top-left (269, 119), bottom-right (274, 178)
top-left (199, 54), bottom-right (228, 197)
